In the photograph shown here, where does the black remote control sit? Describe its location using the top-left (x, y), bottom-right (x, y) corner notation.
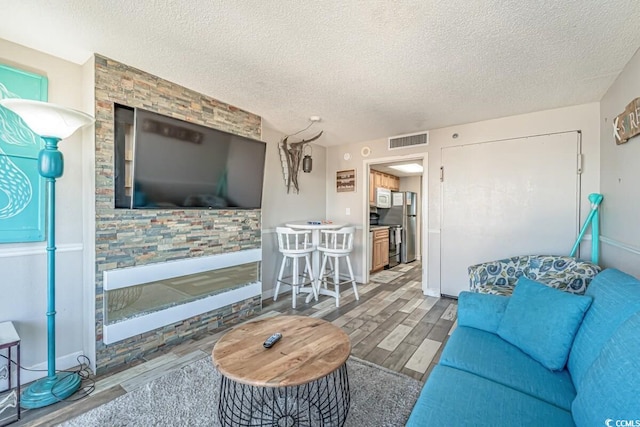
top-left (263, 332), bottom-right (282, 349)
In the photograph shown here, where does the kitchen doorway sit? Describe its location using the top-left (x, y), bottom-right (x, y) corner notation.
top-left (362, 153), bottom-right (429, 296)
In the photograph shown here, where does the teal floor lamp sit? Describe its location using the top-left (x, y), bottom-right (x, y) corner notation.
top-left (0, 99), bottom-right (94, 408)
top-left (570, 193), bottom-right (604, 265)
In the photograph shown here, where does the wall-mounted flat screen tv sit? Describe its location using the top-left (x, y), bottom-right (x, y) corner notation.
top-left (114, 105), bottom-right (266, 210)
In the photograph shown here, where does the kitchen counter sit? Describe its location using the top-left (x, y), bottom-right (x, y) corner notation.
top-left (370, 225), bottom-right (390, 231)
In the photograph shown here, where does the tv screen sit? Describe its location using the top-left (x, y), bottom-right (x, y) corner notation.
top-left (114, 106), bottom-right (266, 210)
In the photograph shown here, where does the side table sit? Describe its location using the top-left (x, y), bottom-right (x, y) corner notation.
top-left (213, 315), bottom-right (351, 426)
top-left (0, 322), bottom-right (20, 426)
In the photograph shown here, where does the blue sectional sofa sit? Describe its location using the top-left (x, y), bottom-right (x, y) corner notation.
top-left (407, 268), bottom-right (640, 426)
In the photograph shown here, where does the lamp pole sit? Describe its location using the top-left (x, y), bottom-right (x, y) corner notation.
top-left (0, 99), bottom-right (94, 409)
top-left (41, 136), bottom-right (63, 380)
top-left (19, 135), bottom-right (83, 408)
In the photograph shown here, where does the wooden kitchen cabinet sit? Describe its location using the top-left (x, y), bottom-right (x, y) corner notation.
top-left (371, 228), bottom-right (389, 272)
top-left (370, 170), bottom-right (400, 194)
top-left (373, 171), bottom-right (383, 189)
top-left (390, 175), bottom-right (400, 191)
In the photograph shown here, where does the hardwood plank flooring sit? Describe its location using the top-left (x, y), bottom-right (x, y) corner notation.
top-left (377, 324), bottom-right (413, 351)
top-left (15, 261), bottom-right (457, 426)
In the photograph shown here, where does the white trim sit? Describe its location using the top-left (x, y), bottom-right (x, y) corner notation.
top-left (362, 153), bottom-right (429, 295)
top-left (600, 236), bottom-right (640, 256)
top-left (428, 229), bottom-right (441, 234)
top-left (103, 248), bottom-right (262, 291)
top-left (425, 289), bottom-right (440, 297)
top-left (20, 351), bottom-right (86, 385)
top-left (0, 243), bottom-right (83, 258)
top-left (81, 75), bottom-right (97, 373)
top-left (103, 282), bottom-right (261, 344)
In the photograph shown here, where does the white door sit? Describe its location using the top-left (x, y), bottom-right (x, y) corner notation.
top-left (440, 132), bottom-right (580, 297)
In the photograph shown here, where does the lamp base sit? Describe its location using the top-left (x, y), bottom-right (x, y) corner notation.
top-left (21, 372), bottom-right (81, 409)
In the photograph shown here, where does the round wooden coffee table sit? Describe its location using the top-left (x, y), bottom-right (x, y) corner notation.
top-left (212, 315), bottom-right (351, 426)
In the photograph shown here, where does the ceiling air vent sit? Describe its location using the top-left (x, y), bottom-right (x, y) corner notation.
top-left (388, 131), bottom-right (429, 150)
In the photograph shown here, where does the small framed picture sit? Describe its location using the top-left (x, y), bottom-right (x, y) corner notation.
top-left (336, 169), bottom-right (356, 192)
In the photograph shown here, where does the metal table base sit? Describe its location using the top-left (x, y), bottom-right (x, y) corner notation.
top-left (218, 364), bottom-right (350, 427)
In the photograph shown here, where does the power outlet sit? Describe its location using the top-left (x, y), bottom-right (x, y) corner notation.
top-left (345, 208), bottom-right (351, 215)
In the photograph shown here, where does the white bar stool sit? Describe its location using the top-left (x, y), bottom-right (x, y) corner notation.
top-left (317, 226), bottom-right (359, 307)
top-left (274, 227), bottom-right (318, 309)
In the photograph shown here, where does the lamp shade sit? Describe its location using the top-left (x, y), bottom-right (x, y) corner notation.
top-left (0, 99), bottom-right (94, 139)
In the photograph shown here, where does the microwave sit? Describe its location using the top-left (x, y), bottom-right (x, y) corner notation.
top-left (375, 188), bottom-right (392, 208)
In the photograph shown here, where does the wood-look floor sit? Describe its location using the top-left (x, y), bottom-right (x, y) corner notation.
top-left (15, 261), bottom-right (457, 427)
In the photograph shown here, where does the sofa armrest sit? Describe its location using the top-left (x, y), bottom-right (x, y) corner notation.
top-left (458, 291), bottom-right (510, 334)
top-left (468, 258), bottom-right (524, 295)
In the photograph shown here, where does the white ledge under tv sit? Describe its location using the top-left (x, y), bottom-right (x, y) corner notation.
top-left (102, 249), bottom-right (262, 345)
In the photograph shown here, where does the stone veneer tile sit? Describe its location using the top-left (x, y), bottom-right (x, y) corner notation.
top-left (94, 55), bottom-right (263, 373)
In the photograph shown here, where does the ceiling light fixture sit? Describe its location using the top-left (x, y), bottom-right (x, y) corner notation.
top-left (388, 163), bottom-right (423, 174)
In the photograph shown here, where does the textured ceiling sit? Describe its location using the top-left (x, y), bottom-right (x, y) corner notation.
top-left (1, 1), bottom-right (640, 146)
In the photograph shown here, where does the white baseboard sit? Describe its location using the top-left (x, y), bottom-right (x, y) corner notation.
top-left (262, 285), bottom-right (292, 300)
top-left (424, 288), bottom-right (440, 297)
top-left (20, 351), bottom-right (86, 385)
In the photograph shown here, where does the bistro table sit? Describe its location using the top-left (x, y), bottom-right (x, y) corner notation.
top-left (285, 220), bottom-right (347, 303)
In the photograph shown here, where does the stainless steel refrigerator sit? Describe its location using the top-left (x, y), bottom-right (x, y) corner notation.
top-left (379, 191), bottom-right (417, 263)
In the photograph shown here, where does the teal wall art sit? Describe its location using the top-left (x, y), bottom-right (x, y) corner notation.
top-left (0, 64), bottom-right (48, 243)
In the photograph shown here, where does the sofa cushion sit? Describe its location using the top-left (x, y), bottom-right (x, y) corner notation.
top-left (406, 365), bottom-right (575, 427)
top-left (497, 277), bottom-right (592, 370)
top-left (441, 326), bottom-right (576, 410)
top-left (457, 292), bottom-right (509, 334)
top-left (568, 268), bottom-right (640, 389)
top-left (524, 255), bottom-right (600, 294)
top-left (572, 312), bottom-right (640, 427)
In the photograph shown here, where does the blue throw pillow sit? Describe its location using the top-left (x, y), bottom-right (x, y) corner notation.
top-left (458, 291), bottom-right (509, 334)
top-left (497, 277), bottom-right (593, 371)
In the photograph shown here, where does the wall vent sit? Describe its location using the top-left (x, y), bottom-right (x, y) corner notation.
top-left (388, 131), bottom-right (429, 150)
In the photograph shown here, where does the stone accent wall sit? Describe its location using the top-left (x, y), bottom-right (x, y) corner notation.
top-left (94, 55), bottom-right (262, 373)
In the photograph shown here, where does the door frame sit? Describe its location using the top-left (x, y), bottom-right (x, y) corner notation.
top-left (362, 153), bottom-right (430, 295)
top-left (439, 131), bottom-right (582, 297)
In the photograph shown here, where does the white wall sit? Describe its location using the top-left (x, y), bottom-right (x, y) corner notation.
top-left (261, 124), bottom-right (327, 297)
top-left (599, 47), bottom-right (640, 278)
top-left (0, 39), bottom-right (91, 381)
top-left (326, 102), bottom-right (600, 296)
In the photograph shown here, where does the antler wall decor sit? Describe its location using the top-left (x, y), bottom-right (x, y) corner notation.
top-left (278, 130), bottom-right (323, 193)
